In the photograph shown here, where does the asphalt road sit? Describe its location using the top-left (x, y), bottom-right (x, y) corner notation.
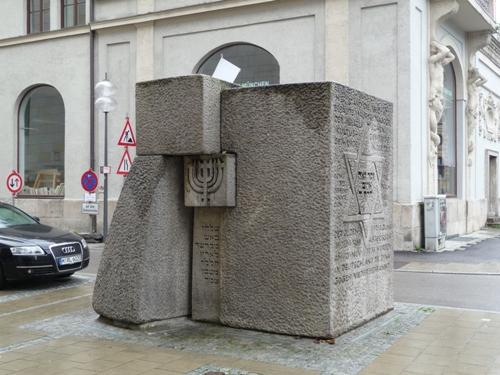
top-left (394, 272), bottom-right (500, 312)
top-left (395, 236), bottom-right (500, 312)
top-left (78, 243), bottom-right (103, 276)
top-left (395, 236), bottom-right (500, 267)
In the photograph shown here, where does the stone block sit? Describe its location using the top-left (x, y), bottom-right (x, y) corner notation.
top-left (136, 75), bottom-right (231, 156)
top-left (93, 155), bottom-right (193, 324)
top-left (219, 82), bottom-right (393, 338)
top-left (184, 154), bottom-right (236, 207)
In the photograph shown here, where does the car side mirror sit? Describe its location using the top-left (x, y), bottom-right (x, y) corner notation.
top-left (32, 216), bottom-right (41, 223)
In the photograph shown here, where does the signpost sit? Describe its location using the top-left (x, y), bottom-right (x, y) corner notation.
top-left (81, 169), bottom-right (99, 216)
top-left (6, 171), bottom-right (23, 195)
top-left (118, 117), bottom-right (136, 147)
top-left (81, 169), bottom-right (99, 193)
top-left (95, 75), bottom-right (117, 240)
top-left (82, 202), bottom-right (99, 215)
top-left (117, 149), bottom-right (133, 175)
top-left (117, 117), bottom-right (136, 177)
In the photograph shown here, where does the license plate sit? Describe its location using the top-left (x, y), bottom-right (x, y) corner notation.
top-left (59, 255), bottom-right (82, 266)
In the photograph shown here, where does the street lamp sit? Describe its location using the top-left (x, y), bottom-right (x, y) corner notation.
top-left (95, 75), bottom-right (117, 240)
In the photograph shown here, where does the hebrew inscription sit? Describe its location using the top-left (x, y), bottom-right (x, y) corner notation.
top-left (333, 99), bottom-right (392, 286)
top-left (344, 152), bottom-right (385, 248)
top-left (192, 208), bottom-right (223, 322)
top-left (195, 222), bottom-right (220, 286)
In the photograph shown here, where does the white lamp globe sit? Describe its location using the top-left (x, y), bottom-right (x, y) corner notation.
top-left (95, 80), bottom-right (117, 98)
top-left (95, 96), bottom-right (117, 113)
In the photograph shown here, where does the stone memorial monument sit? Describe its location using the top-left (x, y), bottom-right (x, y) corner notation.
top-left (93, 75), bottom-right (393, 338)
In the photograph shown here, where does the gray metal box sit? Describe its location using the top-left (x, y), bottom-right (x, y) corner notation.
top-left (424, 195), bottom-right (447, 251)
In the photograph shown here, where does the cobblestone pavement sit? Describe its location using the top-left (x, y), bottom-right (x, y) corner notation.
top-left (0, 275), bottom-right (499, 374)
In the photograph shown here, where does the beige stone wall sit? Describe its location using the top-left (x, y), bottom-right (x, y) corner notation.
top-left (445, 199), bottom-right (467, 237)
top-left (394, 203), bottom-right (424, 251)
top-left (466, 199), bottom-right (488, 233)
top-left (14, 199), bottom-right (117, 234)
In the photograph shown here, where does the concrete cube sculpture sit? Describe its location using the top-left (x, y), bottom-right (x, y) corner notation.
top-left (136, 75), bottom-right (231, 155)
top-left (93, 75), bottom-right (393, 338)
top-left (220, 83), bottom-right (393, 337)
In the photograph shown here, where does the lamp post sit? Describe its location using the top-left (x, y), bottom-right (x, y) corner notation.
top-left (95, 75), bottom-right (117, 240)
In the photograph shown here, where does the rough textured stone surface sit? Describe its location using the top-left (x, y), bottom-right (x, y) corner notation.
top-left (220, 83), bottom-right (393, 338)
top-left (136, 75), bottom-right (231, 156)
top-left (93, 156), bottom-right (193, 324)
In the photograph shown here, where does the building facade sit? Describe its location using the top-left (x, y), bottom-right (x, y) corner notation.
top-left (0, 0), bottom-right (498, 249)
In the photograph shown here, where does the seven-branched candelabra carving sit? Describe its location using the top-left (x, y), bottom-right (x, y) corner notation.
top-left (184, 154), bottom-right (236, 208)
top-left (187, 157), bottom-right (225, 204)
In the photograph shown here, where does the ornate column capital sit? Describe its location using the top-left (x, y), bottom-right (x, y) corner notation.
top-left (467, 31), bottom-right (492, 67)
top-left (429, 0), bottom-right (459, 41)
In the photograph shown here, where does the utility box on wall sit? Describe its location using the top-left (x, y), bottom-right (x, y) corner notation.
top-left (424, 195), bottom-right (447, 251)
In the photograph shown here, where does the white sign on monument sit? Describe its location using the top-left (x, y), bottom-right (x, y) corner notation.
top-left (212, 57), bottom-right (241, 84)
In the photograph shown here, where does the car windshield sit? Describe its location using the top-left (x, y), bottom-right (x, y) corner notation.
top-left (0, 205), bottom-right (38, 228)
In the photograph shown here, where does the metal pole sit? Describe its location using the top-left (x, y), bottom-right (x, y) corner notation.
top-left (104, 111), bottom-right (108, 240)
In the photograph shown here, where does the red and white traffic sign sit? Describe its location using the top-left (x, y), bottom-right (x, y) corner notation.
top-left (118, 117), bottom-right (136, 147)
top-left (81, 169), bottom-right (99, 193)
top-left (117, 149), bottom-right (133, 175)
top-left (6, 171), bottom-right (23, 194)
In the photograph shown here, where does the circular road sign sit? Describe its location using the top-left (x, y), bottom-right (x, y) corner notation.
top-left (81, 169), bottom-right (99, 193)
top-left (6, 171), bottom-right (23, 194)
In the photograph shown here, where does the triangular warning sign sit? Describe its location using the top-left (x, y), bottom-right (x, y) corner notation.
top-left (118, 117), bottom-right (136, 147)
top-left (117, 149), bottom-right (133, 175)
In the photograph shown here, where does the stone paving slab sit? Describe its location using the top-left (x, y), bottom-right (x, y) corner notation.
top-left (19, 303), bottom-right (430, 375)
top-left (2, 276), bottom-right (500, 374)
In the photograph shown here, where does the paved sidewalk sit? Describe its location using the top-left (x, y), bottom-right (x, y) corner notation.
top-left (0, 275), bottom-right (499, 374)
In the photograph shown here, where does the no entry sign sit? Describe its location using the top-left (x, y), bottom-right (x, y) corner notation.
top-left (6, 171), bottom-right (23, 194)
top-left (81, 169), bottom-right (99, 193)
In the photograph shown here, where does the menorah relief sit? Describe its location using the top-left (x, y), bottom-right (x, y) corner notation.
top-left (184, 154), bottom-right (236, 207)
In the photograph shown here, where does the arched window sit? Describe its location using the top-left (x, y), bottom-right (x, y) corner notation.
top-left (438, 63), bottom-right (457, 196)
top-left (19, 86), bottom-right (65, 197)
top-left (197, 43), bottom-right (280, 87)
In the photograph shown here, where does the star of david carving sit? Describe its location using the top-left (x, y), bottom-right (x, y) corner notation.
top-left (343, 148), bottom-right (385, 249)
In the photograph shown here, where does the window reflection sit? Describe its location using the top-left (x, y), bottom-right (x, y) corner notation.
top-left (197, 44), bottom-right (280, 87)
top-left (19, 86), bottom-right (65, 197)
top-left (438, 62), bottom-right (457, 196)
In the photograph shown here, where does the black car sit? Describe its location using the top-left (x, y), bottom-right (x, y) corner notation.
top-left (0, 202), bottom-right (89, 288)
